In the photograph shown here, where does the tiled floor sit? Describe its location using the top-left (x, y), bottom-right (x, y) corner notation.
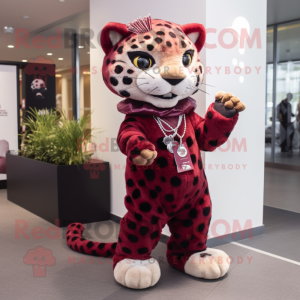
top-left (1, 188), bottom-right (300, 300)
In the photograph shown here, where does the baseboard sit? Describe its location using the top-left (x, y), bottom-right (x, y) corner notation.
top-left (0, 180), bottom-right (7, 189)
top-left (110, 213), bottom-right (264, 246)
top-left (265, 161), bottom-right (300, 172)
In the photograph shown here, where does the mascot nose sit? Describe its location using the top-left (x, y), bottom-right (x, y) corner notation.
top-left (162, 78), bottom-right (184, 85)
top-left (160, 64), bottom-right (186, 85)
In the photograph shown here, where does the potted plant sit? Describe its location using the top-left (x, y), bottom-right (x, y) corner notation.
top-left (6, 108), bottom-right (110, 227)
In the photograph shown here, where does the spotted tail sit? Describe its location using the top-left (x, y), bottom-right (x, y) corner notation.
top-left (66, 223), bottom-right (117, 257)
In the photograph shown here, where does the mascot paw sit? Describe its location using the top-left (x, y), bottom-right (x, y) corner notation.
top-left (184, 248), bottom-right (230, 279)
top-left (132, 149), bottom-right (157, 166)
top-left (215, 91), bottom-right (246, 112)
top-left (114, 258), bottom-right (161, 289)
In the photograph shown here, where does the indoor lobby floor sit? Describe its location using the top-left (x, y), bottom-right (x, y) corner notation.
top-left (1, 185), bottom-right (300, 299)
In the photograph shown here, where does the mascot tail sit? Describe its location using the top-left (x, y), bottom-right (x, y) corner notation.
top-left (66, 223), bottom-right (117, 257)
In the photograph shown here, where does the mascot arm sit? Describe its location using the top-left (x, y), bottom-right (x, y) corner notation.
top-left (117, 116), bottom-right (156, 164)
top-left (190, 102), bottom-right (239, 152)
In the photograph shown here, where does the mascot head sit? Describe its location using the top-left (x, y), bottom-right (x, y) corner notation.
top-left (100, 15), bottom-right (206, 108)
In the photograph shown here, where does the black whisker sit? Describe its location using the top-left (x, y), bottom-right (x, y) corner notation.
top-left (115, 77), bottom-right (147, 79)
top-left (142, 69), bottom-right (154, 79)
top-left (187, 86), bottom-right (210, 95)
top-left (122, 83), bottom-right (149, 91)
top-left (191, 77), bottom-right (215, 87)
top-left (146, 87), bottom-right (158, 96)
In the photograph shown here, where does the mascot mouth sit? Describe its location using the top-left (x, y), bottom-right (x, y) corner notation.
top-left (150, 93), bottom-right (177, 100)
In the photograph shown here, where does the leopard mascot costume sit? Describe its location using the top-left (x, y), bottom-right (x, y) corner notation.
top-left (66, 15), bottom-right (246, 289)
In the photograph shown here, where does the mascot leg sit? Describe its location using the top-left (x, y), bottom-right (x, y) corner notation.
top-left (166, 192), bottom-right (230, 279)
top-left (113, 211), bottom-right (162, 289)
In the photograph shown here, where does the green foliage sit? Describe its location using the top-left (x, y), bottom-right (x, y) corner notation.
top-left (20, 108), bottom-right (94, 165)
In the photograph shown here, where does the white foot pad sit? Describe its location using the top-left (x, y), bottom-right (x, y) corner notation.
top-left (184, 248), bottom-right (230, 279)
top-left (114, 258), bottom-right (161, 289)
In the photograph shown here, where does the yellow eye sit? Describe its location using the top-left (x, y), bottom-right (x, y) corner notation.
top-left (133, 56), bottom-right (152, 69)
top-left (182, 53), bottom-right (192, 67)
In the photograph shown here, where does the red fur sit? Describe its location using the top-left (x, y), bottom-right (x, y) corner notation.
top-left (182, 23), bottom-right (206, 52)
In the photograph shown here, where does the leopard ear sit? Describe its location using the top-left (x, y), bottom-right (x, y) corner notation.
top-left (100, 22), bottom-right (131, 54)
top-left (181, 23), bottom-right (206, 52)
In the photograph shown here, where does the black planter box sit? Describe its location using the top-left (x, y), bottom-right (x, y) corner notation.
top-left (6, 153), bottom-right (110, 227)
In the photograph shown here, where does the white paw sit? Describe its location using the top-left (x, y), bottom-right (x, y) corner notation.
top-left (114, 258), bottom-right (161, 289)
top-left (184, 248), bottom-right (230, 279)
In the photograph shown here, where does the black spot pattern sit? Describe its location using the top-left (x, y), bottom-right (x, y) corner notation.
top-left (183, 219), bottom-right (193, 227)
top-left (157, 137), bottom-right (167, 150)
top-left (207, 111), bottom-right (213, 119)
top-left (170, 176), bottom-right (181, 187)
top-left (199, 198), bottom-right (204, 205)
top-left (156, 31), bottom-right (165, 35)
top-left (151, 216), bottom-right (159, 224)
top-left (114, 65), bottom-right (123, 74)
top-left (145, 169), bottom-right (155, 181)
top-left (117, 46), bottom-right (123, 54)
top-left (160, 176), bottom-right (166, 182)
top-left (98, 243), bottom-right (105, 249)
top-left (165, 194), bottom-right (174, 202)
top-left (126, 179), bottom-right (134, 187)
top-left (197, 223), bottom-right (205, 232)
top-left (139, 202), bottom-right (152, 212)
top-left (169, 32), bottom-right (176, 38)
top-left (87, 241), bottom-right (94, 248)
top-left (155, 37), bottom-right (163, 44)
top-left (112, 243), bottom-right (117, 249)
top-left (150, 190), bottom-right (158, 199)
top-left (225, 132), bottom-right (231, 138)
top-left (193, 176), bottom-right (199, 186)
top-left (186, 137), bottom-right (193, 147)
top-left (138, 247), bottom-right (148, 255)
top-left (195, 128), bottom-right (200, 139)
top-left (209, 140), bottom-right (218, 147)
top-left (151, 230), bottom-right (159, 239)
top-left (157, 207), bottom-right (163, 214)
top-left (191, 154), bottom-right (196, 164)
top-left (123, 247), bottom-right (132, 254)
top-left (204, 125), bottom-right (208, 133)
top-left (164, 24), bottom-right (172, 28)
top-left (155, 185), bottom-right (162, 192)
top-left (128, 221), bottom-right (136, 230)
top-left (147, 44), bottom-right (154, 51)
top-left (181, 41), bottom-right (187, 48)
top-left (132, 188), bottom-right (140, 200)
top-left (157, 157), bottom-right (168, 168)
top-left (106, 59), bottom-right (110, 65)
top-left (144, 35), bottom-right (151, 39)
top-left (134, 212), bottom-right (142, 221)
top-left (127, 69), bottom-right (134, 74)
top-left (198, 159), bottom-right (203, 170)
top-left (138, 179), bottom-right (146, 187)
top-left (205, 187), bottom-right (209, 195)
top-left (131, 44), bottom-right (138, 49)
top-left (139, 226), bottom-right (149, 236)
top-left (203, 207), bottom-right (211, 216)
top-left (123, 76), bottom-right (133, 85)
top-left (120, 90), bottom-right (130, 97)
top-left (166, 41), bottom-right (172, 47)
top-left (125, 196), bottom-right (132, 203)
top-left (180, 241), bottom-right (189, 248)
top-left (110, 77), bottom-right (118, 86)
top-left (189, 208), bottom-right (198, 218)
top-left (128, 234), bottom-right (139, 243)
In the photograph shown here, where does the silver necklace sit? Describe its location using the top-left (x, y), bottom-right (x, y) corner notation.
top-left (153, 115), bottom-right (188, 157)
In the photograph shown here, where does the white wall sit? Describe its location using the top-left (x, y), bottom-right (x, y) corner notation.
top-left (205, 0), bottom-right (266, 237)
top-left (90, 0), bottom-right (266, 237)
top-left (0, 65), bottom-right (18, 180)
